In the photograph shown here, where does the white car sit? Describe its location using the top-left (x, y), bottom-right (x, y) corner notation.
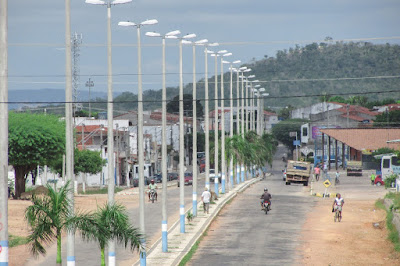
top-left (209, 169), bottom-right (221, 183)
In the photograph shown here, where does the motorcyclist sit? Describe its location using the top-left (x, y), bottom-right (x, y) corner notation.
top-left (260, 188), bottom-right (272, 210)
top-left (148, 179), bottom-right (158, 201)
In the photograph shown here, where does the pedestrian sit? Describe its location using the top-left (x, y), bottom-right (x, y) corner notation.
top-left (370, 173), bottom-right (376, 185)
top-left (314, 165), bottom-right (320, 181)
top-left (335, 171), bottom-right (340, 185)
top-left (323, 162), bottom-right (328, 179)
top-left (201, 187), bottom-right (212, 214)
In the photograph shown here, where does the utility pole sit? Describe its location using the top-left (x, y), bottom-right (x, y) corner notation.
top-left (0, 1), bottom-right (9, 264)
top-left (65, 0), bottom-right (75, 264)
top-left (85, 78), bottom-right (94, 118)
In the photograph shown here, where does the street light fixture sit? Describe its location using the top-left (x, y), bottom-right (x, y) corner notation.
top-left (118, 18), bottom-right (157, 265)
top-left (227, 60), bottom-right (240, 189)
top-left (85, 1), bottom-right (132, 264)
top-left (145, 29), bottom-right (180, 253)
top-left (178, 33), bottom-right (196, 234)
top-left (220, 52), bottom-right (231, 194)
top-left (197, 42), bottom-right (219, 191)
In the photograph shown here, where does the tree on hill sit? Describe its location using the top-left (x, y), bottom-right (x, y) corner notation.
top-left (271, 119), bottom-right (308, 156)
top-left (9, 112), bottom-right (65, 198)
top-left (167, 94), bottom-right (204, 118)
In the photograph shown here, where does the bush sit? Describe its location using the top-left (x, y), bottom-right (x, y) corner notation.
top-left (385, 174), bottom-right (398, 189)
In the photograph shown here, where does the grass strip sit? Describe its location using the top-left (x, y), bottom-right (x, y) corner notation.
top-left (80, 187), bottom-right (123, 195)
top-left (178, 230), bottom-right (208, 266)
top-left (376, 196), bottom-right (400, 252)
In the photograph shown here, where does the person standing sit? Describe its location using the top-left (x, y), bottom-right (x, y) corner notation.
top-left (201, 187), bottom-right (212, 214)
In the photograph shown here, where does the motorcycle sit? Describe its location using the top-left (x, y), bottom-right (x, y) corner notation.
top-left (263, 200), bottom-right (271, 215)
top-left (149, 189), bottom-right (157, 203)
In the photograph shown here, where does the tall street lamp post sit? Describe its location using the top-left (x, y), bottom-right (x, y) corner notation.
top-left (210, 49), bottom-right (226, 196)
top-left (220, 53), bottom-right (231, 193)
top-left (118, 18), bottom-right (158, 265)
top-left (145, 29), bottom-right (180, 253)
top-left (199, 42), bottom-right (218, 191)
top-left (227, 61), bottom-right (240, 189)
top-left (178, 33), bottom-right (196, 233)
top-left (85, 78), bottom-right (94, 118)
top-left (261, 91), bottom-right (269, 135)
top-left (85, 1), bottom-right (132, 265)
top-left (253, 84), bottom-right (261, 131)
top-left (189, 39), bottom-right (208, 216)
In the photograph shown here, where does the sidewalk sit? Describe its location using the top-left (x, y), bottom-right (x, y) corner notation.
top-left (134, 176), bottom-right (262, 265)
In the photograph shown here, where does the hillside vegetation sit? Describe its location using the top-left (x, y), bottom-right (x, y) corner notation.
top-left (41, 41), bottom-right (400, 115)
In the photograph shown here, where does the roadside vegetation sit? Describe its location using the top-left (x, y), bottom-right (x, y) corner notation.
top-left (376, 193), bottom-right (400, 252)
top-left (25, 181), bottom-right (144, 266)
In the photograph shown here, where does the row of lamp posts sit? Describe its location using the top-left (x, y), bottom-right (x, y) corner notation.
top-left (70, 1), bottom-right (271, 265)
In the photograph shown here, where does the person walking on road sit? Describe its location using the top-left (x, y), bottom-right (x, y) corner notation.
top-left (201, 187), bottom-right (212, 214)
top-left (370, 173), bottom-right (376, 185)
top-left (314, 165), bottom-right (320, 181)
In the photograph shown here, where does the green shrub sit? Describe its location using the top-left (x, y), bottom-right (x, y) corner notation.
top-left (385, 174), bottom-right (398, 189)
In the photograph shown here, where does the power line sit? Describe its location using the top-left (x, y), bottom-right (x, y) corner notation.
top-left (8, 36), bottom-right (400, 47)
top-left (3, 88), bottom-right (400, 105)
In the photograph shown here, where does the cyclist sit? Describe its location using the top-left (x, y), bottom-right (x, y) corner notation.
top-left (335, 171), bottom-right (340, 185)
top-left (332, 193), bottom-right (344, 219)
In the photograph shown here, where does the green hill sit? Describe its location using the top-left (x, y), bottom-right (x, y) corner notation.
top-left (43, 41), bottom-right (400, 116)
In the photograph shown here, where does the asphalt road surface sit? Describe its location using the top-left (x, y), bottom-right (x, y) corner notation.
top-left (189, 145), bottom-right (317, 266)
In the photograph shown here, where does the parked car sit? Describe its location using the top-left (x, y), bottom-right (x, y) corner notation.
top-left (177, 172), bottom-right (193, 187)
top-left (167, 172), bottom-right (179, 181)
top-left (151, 174), bottom-right (162, 183)
top-left (374, 175), bottom-right (385, 186)
top-left (209, 169), bottom-right (221, 183)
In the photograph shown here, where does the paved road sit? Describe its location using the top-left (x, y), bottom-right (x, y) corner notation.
top-left (189, 145), bottom-right (317, 266)
top-left (26, 177), bottom-right (208, 265)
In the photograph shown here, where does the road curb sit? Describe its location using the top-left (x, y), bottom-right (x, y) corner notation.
top-left (173, 177), bottom-right (261, 265)
top-left (135, 176), bottom-right (262, 265)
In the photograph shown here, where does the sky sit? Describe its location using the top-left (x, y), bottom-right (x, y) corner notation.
top-left (7, 0), bottom-right (400, 98)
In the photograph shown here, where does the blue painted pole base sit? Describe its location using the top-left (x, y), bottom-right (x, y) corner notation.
top-left (214, 181), bottom-right (219, 197)
top-left (162, 220), bottom-right (168, 252)
top-left (221, 178), bottom-right (226, 193)
top-left (180, 205), bottom-right (185, 233)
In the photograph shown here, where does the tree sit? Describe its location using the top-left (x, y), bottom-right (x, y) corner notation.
top-left (271, 119), bottom-right (308, 155)
top-left (166, 94), bottom-right (204, 118)
top-left (72, 203), bottom-right (144, 266)
top-left (52, 148), bottom-right (105, 176)
top-left (9, 112), bottom-right (65, 197)
top-left (25, 181), bottom-right (81, 265)
top-left (373, 110), bottom-right (400, 127)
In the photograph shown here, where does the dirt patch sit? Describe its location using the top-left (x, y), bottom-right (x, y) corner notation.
top-left (298, 198), bottom-right (400, 265)
top-left (7, 193), bottom-right (139, 266)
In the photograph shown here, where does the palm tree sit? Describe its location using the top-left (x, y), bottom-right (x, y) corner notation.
top-left (71, 203), bottom-right (144, 266)
top-left (25, 181), bottom-right (74, 265)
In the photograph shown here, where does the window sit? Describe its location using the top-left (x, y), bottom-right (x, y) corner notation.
top-left (383, 159), bottom-right (390, 168)
top-left (393, 156), bottom-right (400, 167)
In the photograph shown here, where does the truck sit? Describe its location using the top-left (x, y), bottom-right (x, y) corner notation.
top-left (346, 160), bottom-right (362, 176)
top-left (285, 160), bottom-right (312, 186)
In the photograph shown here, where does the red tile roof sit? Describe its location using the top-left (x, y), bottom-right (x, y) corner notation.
top-left (320, 128), bottom-right (400, 151)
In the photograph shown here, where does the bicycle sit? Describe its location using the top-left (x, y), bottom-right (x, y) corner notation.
top-left (334, 206), bottom-right (342, 222)
top-left (334, 177), bottom-right (340, 185)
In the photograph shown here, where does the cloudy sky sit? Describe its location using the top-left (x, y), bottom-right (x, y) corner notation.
top-left (7, 0), bottom-right (400, 95)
